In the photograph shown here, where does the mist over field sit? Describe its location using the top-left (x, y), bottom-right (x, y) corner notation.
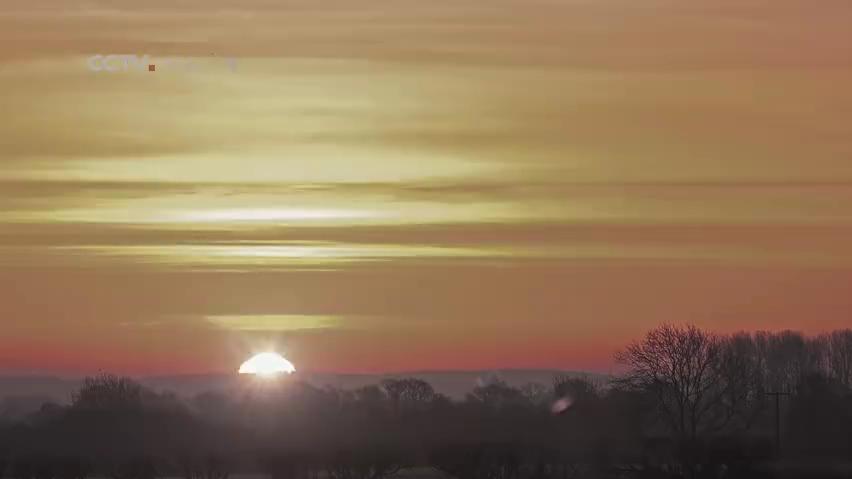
top-left (0, 370), bottom-right (603, 413)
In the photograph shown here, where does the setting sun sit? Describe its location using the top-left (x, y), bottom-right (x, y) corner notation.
top-left (238, 352), bottom-right (296, 377)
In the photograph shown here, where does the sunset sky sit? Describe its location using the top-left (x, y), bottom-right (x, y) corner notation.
top-left (2, 0), bottom-right (852, 375)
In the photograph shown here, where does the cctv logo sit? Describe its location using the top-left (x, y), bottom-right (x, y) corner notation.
top-left (87, 55), bottom-right (237, 73)
top-left (87, 55), bottom-right (153, 72)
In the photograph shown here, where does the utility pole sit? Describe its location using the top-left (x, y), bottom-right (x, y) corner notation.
top-left (766, 391), bottom-right (791, 452)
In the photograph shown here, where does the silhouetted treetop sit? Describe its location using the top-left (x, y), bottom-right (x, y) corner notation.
top-left (71, 374), bottom-right (144, 410)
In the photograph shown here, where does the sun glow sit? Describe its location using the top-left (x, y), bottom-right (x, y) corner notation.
top-left (238, 352), bottom-right (296, 377)
top-left (182, 208), bottom-right (377, 223)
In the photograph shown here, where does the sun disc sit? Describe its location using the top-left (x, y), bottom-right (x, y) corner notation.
top-left (239, 352), bottom-right (296, 377)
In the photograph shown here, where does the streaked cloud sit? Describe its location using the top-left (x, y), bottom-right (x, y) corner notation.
top-left (2, 0), bottom-right (852, 374)
top-left (206, 315), bottom-right (344, 332)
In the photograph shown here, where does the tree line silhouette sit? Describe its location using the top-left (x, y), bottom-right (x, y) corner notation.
top-left (1, 325), bottom-right (851, 479)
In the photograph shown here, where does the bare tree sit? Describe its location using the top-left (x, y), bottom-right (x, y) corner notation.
top-left (616, 324), bottom-right (731, 440)
top-left (822, 329), bottom-right (852, 388)
top-left (380, 378), bottom-right (435, 414)
top-left (71, 374), bottom-right (144, 410)
top-left (518, 383), bottom-right (548, 406)
top-left (715, 333), bottom-right (766, 430)
top-left (753, 330), bottom-right (817, 394)
top-left (468, 380), bottom-right (525, 409)
top-left (552, 375), bottom-right (599, 404)
top-left (380, 378), bottom-right (435, 403)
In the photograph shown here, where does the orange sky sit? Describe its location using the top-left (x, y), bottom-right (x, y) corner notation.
top-left (1, 0), bottom-right (852, 375)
